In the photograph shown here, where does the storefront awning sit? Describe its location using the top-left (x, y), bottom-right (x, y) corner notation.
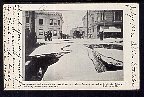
top-left (100, 26), bottom-right (121, 32)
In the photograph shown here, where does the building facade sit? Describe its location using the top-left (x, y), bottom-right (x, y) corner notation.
top-left (82, 10), bottom-right (123, 39)
top-left (23, 11), bottom-right (37, 48)
top-left (23, 11), bottom-right (64, 40)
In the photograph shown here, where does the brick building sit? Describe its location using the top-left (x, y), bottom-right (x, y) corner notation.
top-left (82, 10), bottom-right (123, 39)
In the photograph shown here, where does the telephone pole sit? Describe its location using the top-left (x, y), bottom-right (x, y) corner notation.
top-left (87, 10), bottom-right (89, 39)
top-left (31, 11), bottom-right (36, 46)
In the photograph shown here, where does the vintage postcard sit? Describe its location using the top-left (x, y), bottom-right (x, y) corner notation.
top-left (3, 3), bottom-right (139, 90)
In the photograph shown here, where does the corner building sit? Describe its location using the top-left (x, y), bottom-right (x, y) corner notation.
top-left (82, 10), bottom-right (123, 39)
top-left (23, 11), bottom-right (64, 39)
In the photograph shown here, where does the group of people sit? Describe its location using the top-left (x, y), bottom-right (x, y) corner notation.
top-left (73, 30), bottom-right (84, 39)
top-left (44, 31), bottom-right (52, 41)
top-left (44, 31), bottom-right (69, 41)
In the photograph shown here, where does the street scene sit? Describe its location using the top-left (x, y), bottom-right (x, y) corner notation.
top-left (23, 10), bottom-right (123, 81)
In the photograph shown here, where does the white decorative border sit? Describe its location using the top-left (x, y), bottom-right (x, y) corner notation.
top-left (3, 3), bottom-right (139, 90)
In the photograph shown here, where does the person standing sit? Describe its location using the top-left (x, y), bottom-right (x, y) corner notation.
top-left (49, 31), bottom-right (52, 41)
top-left (100, 31), bottom-right (103, 40)
top-left (47, 31), bottom-right (50, 41)
top-left (60, 31), bottom-right (62, 39)
top-left (44, 31), bottom-right (47, 41)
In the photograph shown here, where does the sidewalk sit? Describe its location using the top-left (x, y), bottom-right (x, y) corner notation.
top-left (29, 43), bottom-right (70, 57)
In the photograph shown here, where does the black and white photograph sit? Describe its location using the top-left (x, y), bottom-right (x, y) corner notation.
top-left (3, 3), bottom-right (139, 90)
top-left (23, 10), bottom-right (123, 81)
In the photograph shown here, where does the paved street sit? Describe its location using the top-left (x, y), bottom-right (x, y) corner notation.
top-left (26, 39), bottom-right (123, 81)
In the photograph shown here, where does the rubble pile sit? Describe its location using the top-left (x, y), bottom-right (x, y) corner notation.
top-left (92, 51), bottom-right (107, 73)
top-left (87, 44), bottom-right (123, 73)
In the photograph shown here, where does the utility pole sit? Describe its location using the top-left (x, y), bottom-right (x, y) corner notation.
top-left (31, 11), bottom-right (36, 46)
top-left (87, 10), bottom-right (88, 39)
top-left (103, 10), bottom-right (105, 40)
top-left (103, 10), bottom-right (105, 32)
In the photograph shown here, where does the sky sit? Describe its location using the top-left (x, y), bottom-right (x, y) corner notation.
top-left (48, 10), bottom-right (87, 34)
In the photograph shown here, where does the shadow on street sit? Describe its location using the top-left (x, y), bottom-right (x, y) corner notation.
top-left (25, 54), bottom-right (59, 81)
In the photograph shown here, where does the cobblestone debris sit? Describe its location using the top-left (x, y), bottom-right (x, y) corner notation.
top-left (90, 50), bottom-right (123, 73)
top-left (92, 51), bottom-right (107, 73)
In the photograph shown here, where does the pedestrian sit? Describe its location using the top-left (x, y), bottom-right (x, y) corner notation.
top-left (60, 31), bottom-right (62, 39)
top-left (47, 31), bottom-right (50, 41)
top-left (49, 31), bottom-right (52, 41)
top-left (100, 31), bottom-right (103, 40)
top-left (44, 31), bottom-right (47, 41)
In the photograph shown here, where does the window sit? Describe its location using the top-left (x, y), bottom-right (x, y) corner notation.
top-left (26, 17), bottom-right (29, 23)
top-left (39, 19), bottom-right (43, 25)
top-left (92, 17), bottom-right (94, 24)
top-left (53, 19), bottom-right (57, 25)
top-left (25, 11), bottom-right (29, 16)
top-left (50, 19), bottom-right (53, 25)
top-left (39, 32), bottom-right (43, 35)
top-left (58, 20), bottom-right (60, 25)
top-left (114, 11), bottom-right (122, 21)
top-left (97, 16), bottom-right (100, 21)
top-left (39, 29), bottom-right (43, 35)
top-left (101, 12), bottom-right (104, 20)
top-left (39, 29), bottom-right (43, 30)
top-left (53, 30), bottom-right (57, 36)
top-left (115, 11), bottom-right (120, 20)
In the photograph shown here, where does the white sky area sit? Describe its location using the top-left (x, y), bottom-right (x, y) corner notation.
top-left (47, 10), bottom-right (87, 34)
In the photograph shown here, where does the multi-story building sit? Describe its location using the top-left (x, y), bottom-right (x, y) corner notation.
top-left (23, 11), bottom-right (37, 47)
top-left (23, 11), bottom-right (64, 40)
top-left (82, 10), bottom-right (123, 39)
